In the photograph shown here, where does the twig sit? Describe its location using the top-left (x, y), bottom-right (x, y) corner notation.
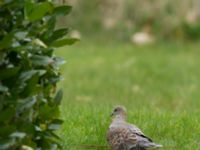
top-left (70, 144), bottom-right (110, 149)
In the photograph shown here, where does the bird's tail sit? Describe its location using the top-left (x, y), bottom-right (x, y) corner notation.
top-left (153, 143), bottom-right (163, 148)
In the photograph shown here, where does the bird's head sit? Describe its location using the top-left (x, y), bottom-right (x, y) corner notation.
top-left (111, 106), bottom-right (127, 120)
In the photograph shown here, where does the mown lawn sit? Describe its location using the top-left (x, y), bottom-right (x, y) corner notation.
top-left (57, 40), bottom-right (200, 150)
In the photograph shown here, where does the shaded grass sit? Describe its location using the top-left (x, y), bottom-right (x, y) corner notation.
top-left (57, 41), bottom-right (200, 150)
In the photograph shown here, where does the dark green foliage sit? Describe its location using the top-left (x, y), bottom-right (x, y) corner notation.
top-left (182, 22), bottom-right (200, 40)
top-left (0, 0), bottom-right (77, 149)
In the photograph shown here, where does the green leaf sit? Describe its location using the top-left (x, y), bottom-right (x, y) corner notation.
top-left (48, 119), bottom-right (63, 135)
top-left (0, 33), bottom-right (14, 50)
top-left (54, 89), bottom-right (63, 106)
top-left (48, 123), bottom-right (61, 131)
top-left (21, 145), bottom-right (35, 150)
top-left (31, 55), bottom-right (54, 66)
top-left (32, 39), bottom-right (47, 48)
top-left (49, 28), bottom-right (69, 42)
top-left (35, 125), bottom-right (42, 132)
top-left (0, 139), bottom-right (15, 150)
top-left (0, 84), bottom-right (8, 93)
top-left (49, 132), bottom-right (61, 140)
top-left (21, 74), bottom-right (39, 97)
top-left (0, 107), bottom-right (15, 123)
top-left (50, 38), bottom-right (79, 47)
top-left (53, 5), bottom-right (72, 16)
top-left (19, 70), bottom-right (45, 92)
top-left (25, 1), bottom-right (53, 21)
top-left (20, 70), bottom-right (46, 82)
top-left (0, 125), bottom-right (16, 137)
top-left (10, 132), bottom-right (26, 139)
top-left (15, 31), bottom-right (28, 40)
top-left (45, 16), bottom-right (56, 35)
top-left (39, 105), bottom-right (60, 120)
top-left (17, 96), bottom-right (37, 113)
top-left (0, 67), bottom-right (20, 80)
top-left (18, 123), bottom-right (35, 136)
top-left (53, 57), bottom-right (66, 69)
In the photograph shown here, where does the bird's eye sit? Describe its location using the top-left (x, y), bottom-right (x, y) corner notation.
top-left (114, 109), bottom-right (117, 112)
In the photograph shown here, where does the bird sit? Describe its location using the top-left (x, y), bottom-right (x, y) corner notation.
top-left (107, 106), bottom-right (162, 150)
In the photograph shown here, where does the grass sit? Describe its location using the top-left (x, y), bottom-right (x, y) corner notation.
top-left (56, 40), bottom-right (200, 150)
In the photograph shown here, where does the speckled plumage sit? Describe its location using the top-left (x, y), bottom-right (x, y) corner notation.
top-left (107, 106), bottom-right (162, 150)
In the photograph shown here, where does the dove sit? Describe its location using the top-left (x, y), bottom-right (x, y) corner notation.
top-left (107, 106), bottom-right (162, 150)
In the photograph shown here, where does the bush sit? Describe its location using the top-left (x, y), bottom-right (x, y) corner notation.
top-left (0, 0), bottom-right (77, 149)
top-left (182, 22), bottom-right (200, 40)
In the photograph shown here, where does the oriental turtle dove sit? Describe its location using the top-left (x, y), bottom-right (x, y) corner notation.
top-left (107, 106), bottom-right (162, 150)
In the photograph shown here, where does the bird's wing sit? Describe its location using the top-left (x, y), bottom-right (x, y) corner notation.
top-left (107, 126), bottom-right (138, 150)
top-left (127, 124), bottom-right (153, 142)
top-left (127, 124), bottom-right (162, 149)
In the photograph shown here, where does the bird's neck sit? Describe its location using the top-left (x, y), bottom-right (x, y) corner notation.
top-left (112, 115), bottom-right (126, 123)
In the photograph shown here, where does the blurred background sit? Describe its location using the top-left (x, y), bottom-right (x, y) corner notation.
top-left (56, 0), bottom-right (200, 43)
top-left (54, 1), bottom-right (200, 149)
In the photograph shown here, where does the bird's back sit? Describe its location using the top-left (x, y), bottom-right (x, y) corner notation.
top-left (107, 121), bottom-right (162, 150)
top-left (107, 121), bottom-right (137, 150)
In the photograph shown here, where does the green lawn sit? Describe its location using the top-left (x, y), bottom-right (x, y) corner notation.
top-left (57, 40), bottom-right (200, 150)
